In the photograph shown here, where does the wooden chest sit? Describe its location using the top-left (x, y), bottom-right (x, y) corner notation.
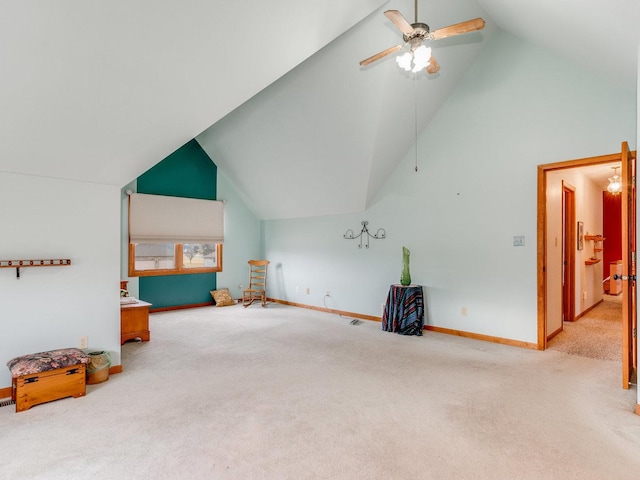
top-left (12, 364), bottom-right (87, 412)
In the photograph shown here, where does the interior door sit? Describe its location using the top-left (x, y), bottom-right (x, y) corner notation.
top-left (562, 184), bottom-right (576, 323)
top-left (621, 141), bottom-right (637, 389)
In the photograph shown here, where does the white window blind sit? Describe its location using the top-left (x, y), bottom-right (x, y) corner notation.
top-left (129, 193), bottom-right (224, 244)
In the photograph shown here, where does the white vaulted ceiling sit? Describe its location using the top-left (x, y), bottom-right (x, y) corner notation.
top-left (199, 0), bottom-right (640, 219)
top-left (477, 0), bottom-right (640, 93)
top-left (0, 0), bottom-right (387, 186)
top-left (197, 0), bottom-right (497, 219)
top-left (1, 1), bottom-right (639, 220)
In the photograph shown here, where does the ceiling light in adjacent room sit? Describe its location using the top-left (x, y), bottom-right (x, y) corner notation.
top-left (607, 167), bottom-right (622, 194)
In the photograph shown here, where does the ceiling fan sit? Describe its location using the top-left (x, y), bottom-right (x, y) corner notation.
top-left (360, 0), bottom-right (486, 74)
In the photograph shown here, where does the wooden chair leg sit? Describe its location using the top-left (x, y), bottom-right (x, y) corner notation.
top-left (242, 291), bottom-right (250, 307)
top-left (241, 289), bottom-right (267, 307)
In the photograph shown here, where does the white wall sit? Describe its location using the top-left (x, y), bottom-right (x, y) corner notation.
top-left (545, 171), bottom-right (564, 335)
top-left (0, 172), bottom-right (121, 388)
top-left (580, 176), bottom-right (605, 307)
top-left (263, 31), bottom-right (636, 345)
top-left (215, 170), bottom-right (262, 300)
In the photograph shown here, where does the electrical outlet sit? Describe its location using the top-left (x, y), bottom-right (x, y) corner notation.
top-left (582, 291), bottom-right (587, 300)
top-left (461, 307), bottom-right (468, 317)
top-left (306, 287), bottom-right (310, 295)
top-left (326, 291), bottom-right (331, 297)
top-left (79, 336), bottom-right (88, 349)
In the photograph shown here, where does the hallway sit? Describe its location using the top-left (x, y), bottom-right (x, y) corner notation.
top-left (548, 295), bottom-right (622, 362)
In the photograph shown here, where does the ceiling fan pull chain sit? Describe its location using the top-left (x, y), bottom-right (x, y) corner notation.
top-left (414, 72), bottom-right (419, 172)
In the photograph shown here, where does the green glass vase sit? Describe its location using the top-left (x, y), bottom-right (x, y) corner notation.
top-left (400, 246), bottom-right (411, 286)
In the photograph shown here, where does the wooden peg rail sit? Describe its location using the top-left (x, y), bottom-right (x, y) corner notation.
top-left (0, 259), bottom-right (72, 279)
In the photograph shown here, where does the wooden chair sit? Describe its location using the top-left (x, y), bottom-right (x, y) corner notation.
top-left (242, 260), bottom-right (270, 307)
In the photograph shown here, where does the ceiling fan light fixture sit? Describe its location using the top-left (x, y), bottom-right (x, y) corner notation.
top-left (396, 45), bottom-right (431, 73)
top-left (396, 51), bottom-right (413, 71)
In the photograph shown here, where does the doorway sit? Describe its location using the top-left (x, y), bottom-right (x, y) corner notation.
top-left (537, 144), bottom-right (637, 389)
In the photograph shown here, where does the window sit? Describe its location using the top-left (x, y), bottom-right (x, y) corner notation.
top-left (129, 243), bottom-right (222, 277)
top-left (127, 193), bottom-right (225, 277)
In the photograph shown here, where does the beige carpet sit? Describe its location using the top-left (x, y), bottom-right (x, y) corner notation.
top-left (548, 297), bottom-right (622, 361)
top-left (1, 303), bottom-right (639, 479)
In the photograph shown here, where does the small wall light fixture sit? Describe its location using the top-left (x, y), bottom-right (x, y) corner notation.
top-left (344, 221), bottom-right (386, 249)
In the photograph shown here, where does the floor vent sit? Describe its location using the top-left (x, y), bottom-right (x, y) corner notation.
top-left (0, 399), bottom-right (15, 408)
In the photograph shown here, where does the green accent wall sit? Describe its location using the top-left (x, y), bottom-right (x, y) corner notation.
top-left (138, 139), bottom-right (217, 200)
top-left (137, 139), bottom-right (218, 308)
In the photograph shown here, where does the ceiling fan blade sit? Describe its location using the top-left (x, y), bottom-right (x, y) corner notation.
top-left (426, 56), bottom-right (440, 74)
top-left (359, 44), bottom-right (403, 67)
top-left (384, 10), bottom-right (414, 35)
top-left (430, 18), bottom-right (486, 40)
